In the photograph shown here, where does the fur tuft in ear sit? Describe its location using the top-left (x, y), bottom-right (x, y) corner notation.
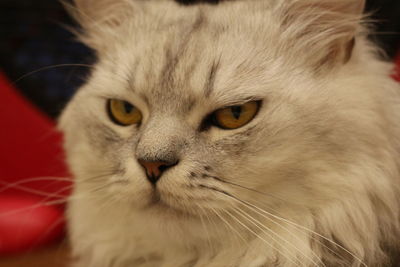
top-left (64, 0), bottom-right (135, 51)
top-left (277, 0), bottom-right (366, 70)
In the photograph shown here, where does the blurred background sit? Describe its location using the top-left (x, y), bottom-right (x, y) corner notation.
top-left (0, 0), bottom-right (93, 119)
top-left (0, 0), bottom-right (399, 266)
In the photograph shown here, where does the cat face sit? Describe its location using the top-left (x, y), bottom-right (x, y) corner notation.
top-left (60, 1), bottom-right (400, 266)
top-left (60, 0), bottom-right (369, 218)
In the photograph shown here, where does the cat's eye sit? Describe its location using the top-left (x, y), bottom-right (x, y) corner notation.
top-left (107, 99), bottom-right (142, 126)
top-left (212, 101), bottom-right (260, 129)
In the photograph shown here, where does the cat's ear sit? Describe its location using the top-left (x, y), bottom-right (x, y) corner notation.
top-left (64, 0), bottom-right (134, 50)
top-left (73, 0), bottom-right (132, 25)
top-left (278, 0), bottom-right (366, 70)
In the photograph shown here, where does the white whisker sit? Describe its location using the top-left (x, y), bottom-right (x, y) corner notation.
top-left (222, 209), bottom-right (301, 267)
top-left (209, 206), bottom-right (248, 248)
top-left (220, 191), bottom-right (367, 267)
top-left (231, 206), bottom-right (307, 267)
top-left (196, 204), bottom-right (215, 253)
top-left (249, 198), bottom-right (349, 265)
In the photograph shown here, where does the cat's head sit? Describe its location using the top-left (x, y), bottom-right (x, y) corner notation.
top-left (60, 0), bottom-right (377, 221)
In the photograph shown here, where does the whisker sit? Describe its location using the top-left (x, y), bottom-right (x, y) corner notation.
top-left (242, 199), bottom-right (366, 267)
top-left (222, 209), bottom-right (301, 267)
top-left (233, 198), bottom-right (333, 265)
top-left (0, 171), bottom-right (116, 199)
top-left (196, 203), bottom-right (215, 253)
top-left (231, 206), bottom-right (307, 267)
top-left (233, 205), bottom-right (321, 267)
top-left (0, 176), bottom-right (73, 191)
top-left (205, 176), bottom-right (365, 266)
top-left (0, 173), bottom-right (116, 218)
top-left (206, 175), bottom-right (303, 206)
top-left (202, 205), bottom-right (228, 252)
top-left (0, 186), bottom-right (108, 218)
top-left (249, 198), bottom-right (349, 265)
top-left (209, 206), bottom-right (248, 248)
top-left (0, 180), bottom-right (71, 199)
top-left (214, 189), bottom-right (367, 267)
top-left (13, 63), bottom-right (93, 85)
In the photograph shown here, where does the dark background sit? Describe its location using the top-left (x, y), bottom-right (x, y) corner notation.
top-left (0, 0), bottom-right (399, 118)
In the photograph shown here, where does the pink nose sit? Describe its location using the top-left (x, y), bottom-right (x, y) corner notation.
top-left (138, 159), bottom-right (178, 184)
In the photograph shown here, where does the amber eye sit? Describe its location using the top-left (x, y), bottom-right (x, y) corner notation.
top-left (212, 101), bottom-right (260, 129)
top-left (107, 99), bottom-right (142, 126)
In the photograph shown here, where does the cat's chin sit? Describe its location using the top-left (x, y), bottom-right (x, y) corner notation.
top-left (144, 200), bottom-right (195, 220)
top-left (141, 190), bottom-right (194, 218)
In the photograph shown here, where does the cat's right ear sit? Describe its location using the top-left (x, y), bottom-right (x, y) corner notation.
top-left (64, 0), bottom-right (134, 51)
top-left (276, 0), bottom-right (366, 71)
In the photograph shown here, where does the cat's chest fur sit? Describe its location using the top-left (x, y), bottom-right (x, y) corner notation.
top-left (68, 198), bottom-right (275, 267)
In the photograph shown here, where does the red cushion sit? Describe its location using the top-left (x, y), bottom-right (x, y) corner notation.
top-left (0, 194), bottom-right (64, 255)
top-left (0, 71), bottom-right (70, 254)
top-left (0, 71), bottom-right (70, 200)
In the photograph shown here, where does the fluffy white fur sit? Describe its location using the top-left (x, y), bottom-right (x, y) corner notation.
top-left (60, 0), bottom-right (400, 266)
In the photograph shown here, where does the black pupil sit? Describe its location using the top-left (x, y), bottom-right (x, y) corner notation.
top-left (123, 102), bottom-right (134, 113)
top-left (231, 106), bottom-right (242, 120)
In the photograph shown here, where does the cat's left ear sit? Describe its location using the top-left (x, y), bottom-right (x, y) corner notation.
top-left (65, 0), bottom-right (135, 51)
top-left (278, 0), bottom-right (366, 69)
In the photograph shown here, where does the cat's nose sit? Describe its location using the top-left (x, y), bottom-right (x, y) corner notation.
top-left (138, 159), bottom-right (178, 184)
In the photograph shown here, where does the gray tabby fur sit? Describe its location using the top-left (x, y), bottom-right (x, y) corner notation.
top-left (59, 0), bottom-right (400, 266)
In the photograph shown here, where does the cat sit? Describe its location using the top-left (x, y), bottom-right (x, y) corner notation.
top-left (59, 0), bottom-right (400, 266)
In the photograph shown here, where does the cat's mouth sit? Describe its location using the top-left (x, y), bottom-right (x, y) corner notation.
top-left (145, 189), bottom-right (192, 217)
top-left (148, 189), bottom-right (162, 205)
top-left (146, 190), bottom-right (177, 210)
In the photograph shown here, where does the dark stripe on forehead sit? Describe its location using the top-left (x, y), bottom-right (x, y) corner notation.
top-left (160, 46), bottom-right (177, 90)
top-left (159, 9), bottom-right (205, 90)
top-left (127, 57), bottom-right (141, 93)
top-left (204, 56), bottom-right (221, 97)
top-left (191, 9), bottom-right (205, 33)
